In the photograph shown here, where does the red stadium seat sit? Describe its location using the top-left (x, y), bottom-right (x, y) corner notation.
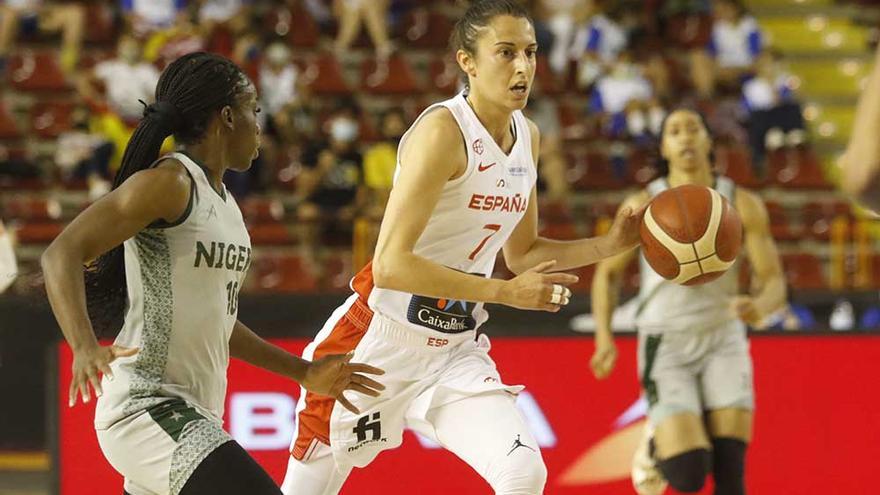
top-left (782, 253), bottom-right (827, 290)
top-left (763, 200), bottom-right (802, 241)
top-left (534, 56), bottom-right (563, 95)
top-left (301, 54), bottom-right (351, 95)
top-left (83, 3), bottom-right (118, 45)
top-left (570, 150), bottom-right (626, 190)
top-left (570, 264), bottom-right (596, 293)
top-left (715, 146), bottom-right (763, 188)
top-left (30, 100), bottom-right (75, 138)
top-left (769, 149), bottom-right (831, 190)
top-left (8, 51), bottom-right (70, 92)
top-left (428, 56), bottom-right (460, 95)
top-left (247, 222), bottom-right (294, 246)
top-left (15, 222), bottom-right (64, 245)
top-left (250, 254), bottom-right (318, 293)
top-left (3, 197), bottom-right (62, 222)
top-left (288, 4), bottom-right (320, 48)
top-left (0, 102), bottom-right (21, 139)
top-left (240, 197), bottom-right (285, 223)
top-left (403, 11), bottom-right (453, 49)
top-left (361, 55), bottom-right (420, 94)
top-left (801, 200), bottom-right (852, 240)
top-left (321, 254), bottom-right (353, 292)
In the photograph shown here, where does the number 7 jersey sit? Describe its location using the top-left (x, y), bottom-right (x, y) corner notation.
top-left (352, 92), bottom-right (537, 334)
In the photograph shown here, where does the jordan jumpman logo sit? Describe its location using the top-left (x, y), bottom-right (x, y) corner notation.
top-left (507, 434), bottom-right (536, 456)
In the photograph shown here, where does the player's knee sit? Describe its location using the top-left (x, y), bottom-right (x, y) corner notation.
top-left (656, 448), bottom-right (711, 493)
top-left (488, 453), bottom-right (547, 495)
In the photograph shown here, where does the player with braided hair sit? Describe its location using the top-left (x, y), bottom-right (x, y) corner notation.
top-left (42, 52), bottom-right (385, 495)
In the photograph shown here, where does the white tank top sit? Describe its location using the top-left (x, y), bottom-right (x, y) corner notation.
top-left (352, 92), bottom-right (537, 334)
top-left (635, 176), bottom-right (742, 334)
top-left (95, 152), bottom-right (252, 428)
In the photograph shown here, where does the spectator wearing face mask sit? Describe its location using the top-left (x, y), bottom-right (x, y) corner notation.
top-left (296, 107), bottom-right (366, 270)
top-left (54, 105), bottom-right (115, 201)
top-left (77, 34), bottom-right (162, 170)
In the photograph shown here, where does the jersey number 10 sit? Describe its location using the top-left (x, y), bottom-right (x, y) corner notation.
top-left (226, 280), bottom-right (239, 315)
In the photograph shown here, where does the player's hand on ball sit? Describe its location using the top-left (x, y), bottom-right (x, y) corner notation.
top-left (501, 260), bottom-right (578, 312)
top-left (590, 337), bottom-right (618, 380)
top-left (303, 353), bottom-right (385, 414)
top-left (731, 295), bottom-right (761, 326)
top-left (606, 204), bottom-right (647, 253)
top-left (69, 344), bottom-right (138, 407)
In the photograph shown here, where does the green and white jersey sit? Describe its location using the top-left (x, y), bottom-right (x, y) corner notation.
top-left (635, 176), bottom-right (741, 334)
top-left (95, 152), bottom-right (252, 429)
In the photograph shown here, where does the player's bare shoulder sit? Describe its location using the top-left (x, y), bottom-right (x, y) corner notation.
top-left (399, 106), bottom-right (467, 179)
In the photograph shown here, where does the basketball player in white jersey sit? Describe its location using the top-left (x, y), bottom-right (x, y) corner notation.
top-left (280, 2), bottom-right (645, 494)
top-left (589, 109), bottom-right (787, 495)
top-left (841, 42), bottom-right (880, 212)
top-left (42, 53), bottom-right (384, 495)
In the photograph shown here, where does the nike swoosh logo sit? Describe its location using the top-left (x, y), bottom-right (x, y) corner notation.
top-left (478, 162), bottom-right (497, 172)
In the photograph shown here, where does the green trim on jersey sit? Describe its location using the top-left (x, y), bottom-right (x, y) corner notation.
top-left (147, 399), bottom-right (205, 442)
top-left (642, 335), bottom-right (663, 407)
top-left (123, 230), bottom-right (175, 416)
top-left (181, 151), bottom-right (227, 202)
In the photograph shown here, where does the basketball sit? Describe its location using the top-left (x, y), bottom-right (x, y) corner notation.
top-left (640, 184), bottom-right (742, 286)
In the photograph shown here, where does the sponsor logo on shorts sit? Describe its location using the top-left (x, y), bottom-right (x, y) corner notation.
top-left (349, 412), bottom-right (387, 453)
top-left (407, 295), bottom-right (476, 333)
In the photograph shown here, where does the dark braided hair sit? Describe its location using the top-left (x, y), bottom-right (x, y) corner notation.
top-left (449, 0), bottom-right (532, 88)
top-left (655, 109), bottom-right (715, 177)
top-left (85, 52), bottom-right (251, 336)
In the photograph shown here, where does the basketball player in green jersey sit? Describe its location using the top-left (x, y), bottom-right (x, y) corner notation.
top-left (42, 53), bottom-right (384, 495)
top-left (589, 109), bottom-right (786, 495)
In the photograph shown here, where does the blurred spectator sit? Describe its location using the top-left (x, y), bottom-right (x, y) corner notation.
top-left (296, 108), bottom-right (366, 266)
top-left (525, 83), bottom-right (570, 202)
top-left (121, 0), bottom-right (189, 38)
top-left (0, 144), bottom-right (40, 180)
top-left (0, 219), bottom-right (16, 294)
top-left (363, 108), bottom-right (406, 217)
top-left (761, 303), bottom-right (817, 331)
top-left (259, 41), bottom-right (306, 142)
top-left (0, 0), bottom-right (84, 73)
top-left (589, 50), bottom-right (665, 141)
top-left (691, 0), bottom-right (763, 98)
top-left (534, 0), bottom-right (591, 75)
top-left (78, 34), bottom-right (161, 170)
top-left (742, 50), bottom-right (806, 173)
top-left (54, 106), bottom-right (114, 201)
top-left (571, 0), bottom-right (628, 89)
top-left (197, 0), bottom-right (251, 57)
top-left (333, 0), bottom-right (393, 62)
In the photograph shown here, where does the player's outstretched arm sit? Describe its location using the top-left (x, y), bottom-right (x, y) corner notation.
top-left (732, 190), bottom-right (787, 327)
top-left (41, 160), bottom-right (192, 407)
top-left (502, 118), bottom-right (644, 275)
top-left (589, 193), bottom-right (647, 380)
top-left (840, 44), bottom-right (880, 210)
top-left (228, 320), bottom-right (384, 414)
top-left (372, 108), bottom-right (577, 312)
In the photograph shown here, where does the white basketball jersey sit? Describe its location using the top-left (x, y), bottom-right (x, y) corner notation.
top-left (96, 152), bottom-right (251, 428)
top-left (635, 176), bottom-right (741, 333)
top-left (352, 92), bottom-right (537, 334)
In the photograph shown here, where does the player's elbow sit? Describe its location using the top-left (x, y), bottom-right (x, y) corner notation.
top-left (504, 254), bottom-right (529, 276)
top-left (371, 254), bottom-right (401, 290)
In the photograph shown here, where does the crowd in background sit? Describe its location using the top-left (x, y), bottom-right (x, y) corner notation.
top-left (2, 0), bottom-right (879, 329)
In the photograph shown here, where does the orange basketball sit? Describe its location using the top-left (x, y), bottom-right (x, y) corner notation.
top-left (639, 184), bottom-right (742, 286)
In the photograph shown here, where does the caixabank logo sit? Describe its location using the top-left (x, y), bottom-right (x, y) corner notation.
top-left (406, 294), bottom-right (476, 333)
